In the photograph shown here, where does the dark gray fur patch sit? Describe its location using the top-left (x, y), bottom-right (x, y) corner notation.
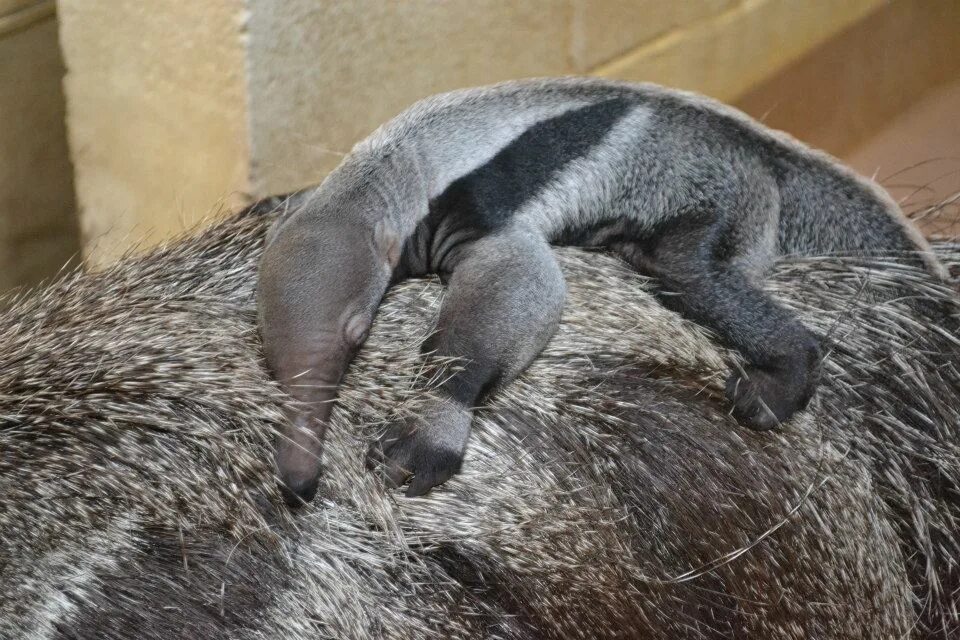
top-left (55, 529), bottom-right (287, 640)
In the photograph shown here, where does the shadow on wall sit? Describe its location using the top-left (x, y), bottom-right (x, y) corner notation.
top-left (0, 0), bottom-right (79, 296)
top-left (844, 80), bottom-right (960, 240)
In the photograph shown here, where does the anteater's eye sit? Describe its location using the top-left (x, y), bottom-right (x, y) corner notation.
top-left (344, 313), bottom-right (370, 348)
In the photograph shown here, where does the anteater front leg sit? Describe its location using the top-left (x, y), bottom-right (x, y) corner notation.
top-left (368, 230), bottom-right (566, 496)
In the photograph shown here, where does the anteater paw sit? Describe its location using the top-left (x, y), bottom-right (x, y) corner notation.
top-left (366, 401), bottom-right (472, 497)
top-left (725, 362), bottom-right (818, 431)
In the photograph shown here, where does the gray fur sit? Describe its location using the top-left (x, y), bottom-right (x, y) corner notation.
top-left (259, 77), bottom-right (945, 499)
top-left (2, 207), bottom-right (959, 638)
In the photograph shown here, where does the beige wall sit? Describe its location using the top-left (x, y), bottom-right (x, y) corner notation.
top-left (735, 0), bottom-right (960, 237)
top-left (0, 0), bottom-right (78, 292)
top-left (246, 0), bottom-right (573, 195)
top-left (737, 0), bottom-right (960, 159)
top-left (246, 0), bottom-right (882, 196)
top-left (0, 0), bottom-right (954, 277)
top-left (57, 0), bottom-right (250, 264)
top-left (58, 0), bottom-right (893, 266)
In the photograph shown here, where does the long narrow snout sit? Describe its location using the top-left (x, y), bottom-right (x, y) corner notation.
top-left (264, 334), bottom-right (367, 506)
top-left (275, 396), bottom-right (334, 506)
top-left (258, 194), bottom-right (398, 506)
top-left (263, 333), bottom-right (353, 506)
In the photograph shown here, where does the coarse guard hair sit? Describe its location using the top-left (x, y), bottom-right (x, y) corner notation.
top-left (1, 201), bottom-right (959, 639)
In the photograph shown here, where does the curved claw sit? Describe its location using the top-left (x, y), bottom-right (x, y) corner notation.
top-left (405, 452), bottom-right (463, 497)
top-left (725, 362), bottom-right (817, 431)
top-left (366, 401), bottom-right (472, 496)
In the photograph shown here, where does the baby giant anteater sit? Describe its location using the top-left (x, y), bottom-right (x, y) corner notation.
top-left (258, 77), bottom-right (946, 502)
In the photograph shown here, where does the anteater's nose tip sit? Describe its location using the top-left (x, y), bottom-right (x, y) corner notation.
top-left (279, 471), bottom-right (320, 507)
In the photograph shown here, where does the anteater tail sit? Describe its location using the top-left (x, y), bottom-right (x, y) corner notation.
top-left (775, 153), bottom-right (945, 278)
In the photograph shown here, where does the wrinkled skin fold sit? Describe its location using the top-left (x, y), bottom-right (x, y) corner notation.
top-left (0, 206), bottom-right (958, 639)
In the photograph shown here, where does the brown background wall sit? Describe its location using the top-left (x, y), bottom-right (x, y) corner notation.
top-left (736, 0), bottom-right (960, 237)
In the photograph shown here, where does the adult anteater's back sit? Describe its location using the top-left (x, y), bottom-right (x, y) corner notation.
top-left (1, 205), bottom-right (958, 639)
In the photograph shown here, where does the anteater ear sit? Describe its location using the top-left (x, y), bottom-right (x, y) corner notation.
top-left (258, 189), bottom-right (318, 248)
top-left (373, 220), bottom-right (401, 269)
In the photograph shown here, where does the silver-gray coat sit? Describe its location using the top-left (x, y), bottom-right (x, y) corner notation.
top-left (257, 77), bottom-right (943, 501)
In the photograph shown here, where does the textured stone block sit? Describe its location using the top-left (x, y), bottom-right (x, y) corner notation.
top-left (58, 0), bottom-right (249, 265)
top-left (571, 0), bottom-right (734, 71)
top-left (59, 0), bottom-right (919, 264)
top-left (246, 0), bottom-right (571, 196)
top-left (736, 0), bottom-right (960, 157)
top-left (592, 0), bottom-right (884, 102)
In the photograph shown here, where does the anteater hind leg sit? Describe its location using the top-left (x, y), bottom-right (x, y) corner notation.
top-left (368, 230), bottom-right (566, 496)
top-left (624, 212), bottom-right (822, 430)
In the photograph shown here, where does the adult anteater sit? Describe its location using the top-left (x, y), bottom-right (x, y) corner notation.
top-left (0, 202), bottom-right (958, 639)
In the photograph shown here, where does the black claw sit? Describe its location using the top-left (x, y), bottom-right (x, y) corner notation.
top-left (736, 403), bottom-right (781, 431)
top-left (365, 443), bottom-right (385, 472)
top-left (366, 420), bottom-right (465, 495)
top-left (725, 365), bottom-right (809, 432)
top-left (405, 477), bottom-right (433, 498)
top-left (405, 468), bottom-right (452, 497)
top-left (385, 461), bottom-right (413, 488)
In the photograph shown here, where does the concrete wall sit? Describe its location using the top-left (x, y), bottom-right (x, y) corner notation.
top-left (0, 0), bottom-right (78, 292)
top-left (736, 0), bottom-right (960, 237)
top-left (57, 0), bottom-right (892, 266)
top-left (57, 0), bottom-right (249, 264)
top-left (4, 1), bottom-right (957, 289)
top-left (237, 0), bottom-right (891, 196)
top-left (737, 0), bottom-right (960, 161)
top-left (845, 78), bottom-right (960, 239)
